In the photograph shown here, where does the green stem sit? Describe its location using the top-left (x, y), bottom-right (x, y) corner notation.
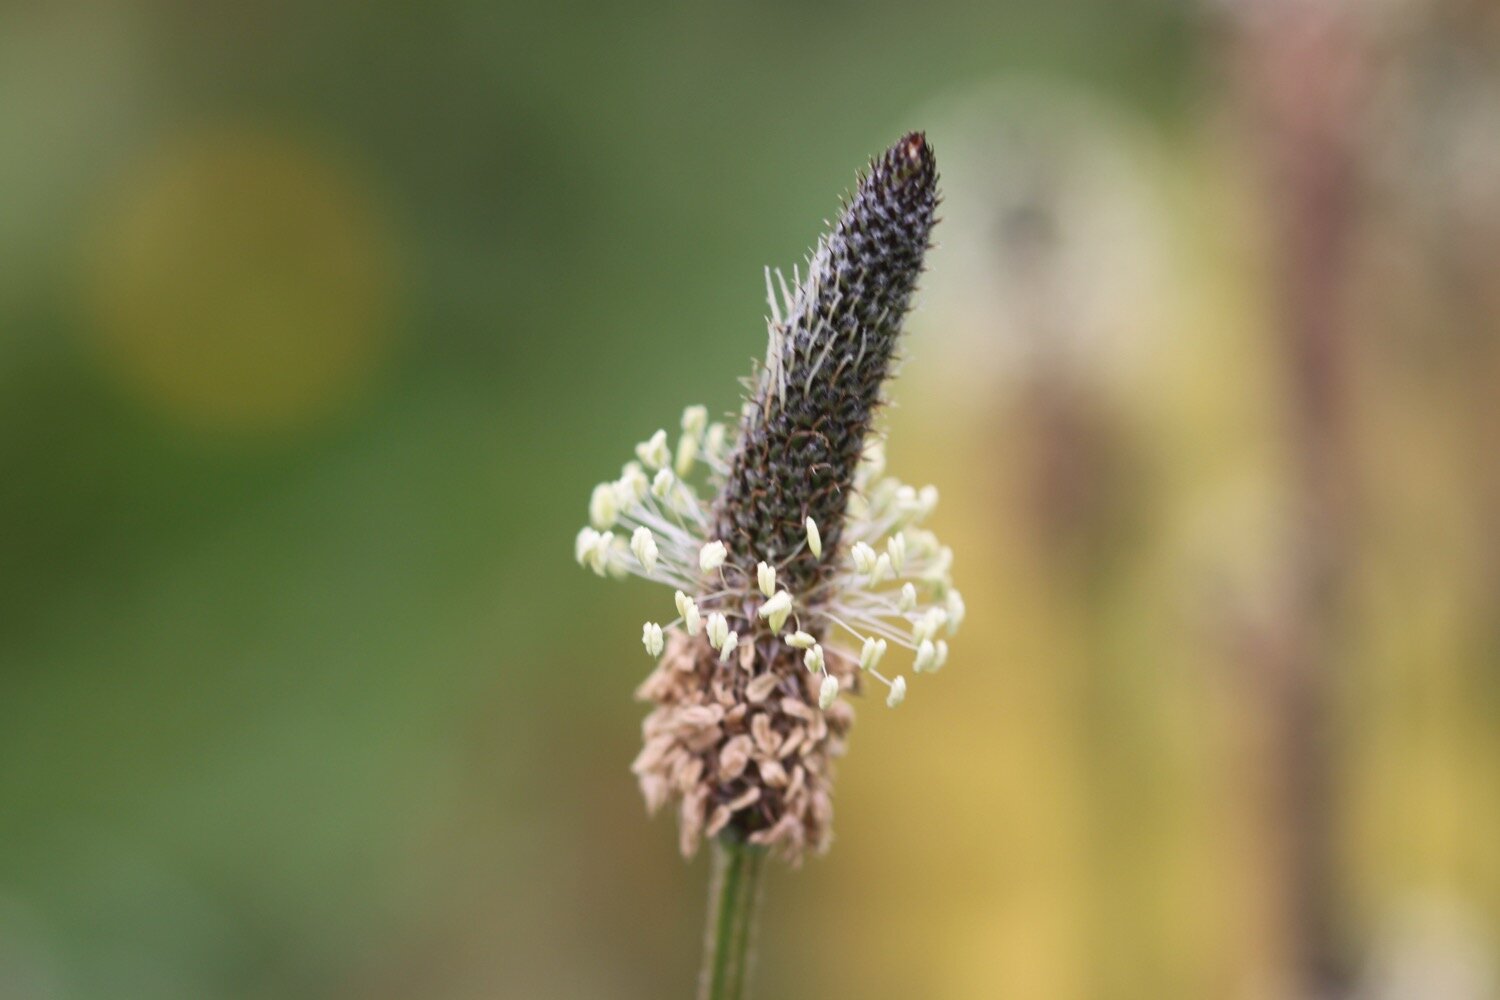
top-left (697, 835), bottom-right (767, 1000)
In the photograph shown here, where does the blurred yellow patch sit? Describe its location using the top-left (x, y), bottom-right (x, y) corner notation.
top-left (84, 127), bottom-right (397, 433)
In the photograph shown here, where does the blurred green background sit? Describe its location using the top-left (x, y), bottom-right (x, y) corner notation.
top-left (1, 1), bottom-right (1496, 998)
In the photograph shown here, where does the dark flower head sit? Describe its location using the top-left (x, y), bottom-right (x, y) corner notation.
top-left (716, 133), bottom-right (939, 596)
top-left (575, 133), bottom-right (959, 861)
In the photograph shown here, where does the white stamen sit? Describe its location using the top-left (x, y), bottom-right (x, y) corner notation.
top-left (607, 535), bottom-right (631, 579)
top-left (642, 622), bottom-right (664, 657)
top-left (630, 527), bottom-right (658, 573)
top-left (575, 527), bottom-right (600, 566)
top-left (894, 485), bottom-right (919, 519)
top-left (887, 532), bottom-right (907, 574)
top-left (589, 483), bottom-right (619, 530)
top-left (914, 639), bottom-right (936, 672)
top-left (913, 608), bottom-right (948, 645)
top-left (615, 462), bottom-right (649, 504)
top-left (636, 429), bottom-right (671, 469)
top-left (699, 540), bottom-right (728, 572)
top-left (786, 631), bottom-right (816, 650)
top-left (589, 531), bottom-right (616, 576)
top-left (908, 529), bottom-right (939, 557)
top-left (898, 582), bottom-right (918, 612)
top-left (805, 516), bottom-right (822, 557)
top-left (674, 434), bottom-right (698, 477)
top-left (871, 552), bottom-right (894, 584)
top-left (674, 591), bottom-right (702, 636)
top-left (756, 561), bottom-right (777, 597)
top-left (651, 468), bottom-right (675, 500)
top-left (706, 613), bottom-right (729, 650)
top-left (705, 423), bottom-right (727, 461)
top-left (851, 541), bottom-right (878, 576)
top-left (886, 675), bottom-right (907, 707)
top-left (758, 590), bottom-right (793, 633)
top-left (945, 590), bottom-right (965, 633)
top-left (860, 636), bottom-right (887, 671)
top-left (918, 485), bottom-right (939, 518)
top-left (804, 643), bottom-right (826, 674)
top-left (819, 673), bottom-right (840, 710)
top-left (668, 482), bottom-right (699, 517)
top-left (933, 639), bottom-right (949, 671)
top-left (681, 405), bottom-right (708, 438)
top-left (719, 631), bottom-right (738, 663)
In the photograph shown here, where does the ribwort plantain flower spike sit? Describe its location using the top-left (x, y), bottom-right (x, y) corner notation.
top-left (574, 133), bottom-right (959, 863)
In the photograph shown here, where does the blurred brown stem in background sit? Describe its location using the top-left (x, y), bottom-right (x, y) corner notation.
top-left (996, 190), bottom-right (1135, 587)
top-left (987, 133), bottom-right (1150, 996)
top-left (1406, 4), bottom-right (1500, 645)
top-left (1229, 2), bottom-right (1374, 995)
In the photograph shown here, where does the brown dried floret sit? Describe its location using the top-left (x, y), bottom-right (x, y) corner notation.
top-left (632, 630), bottom-right (853, 862)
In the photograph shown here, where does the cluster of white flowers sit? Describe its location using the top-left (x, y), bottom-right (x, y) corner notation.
top-left (576, 404), bottom-right (961, 711)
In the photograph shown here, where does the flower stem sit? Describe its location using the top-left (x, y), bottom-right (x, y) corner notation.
top-left (698, 835), bottom-right (767, 1000)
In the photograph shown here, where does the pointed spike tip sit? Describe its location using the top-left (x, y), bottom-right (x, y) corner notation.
top-left (881, 131), bottom-right (935, 188)
top-left (712, 130), bottom-right (939, 595)
top-left (900, 131), bottom-right (927, 162)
